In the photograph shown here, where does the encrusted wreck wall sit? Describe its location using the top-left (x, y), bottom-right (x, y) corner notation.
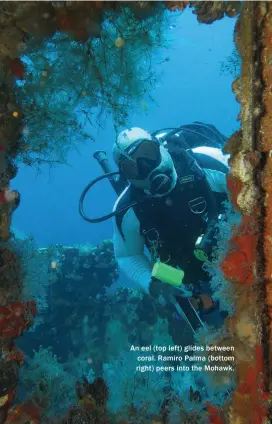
top-left (0, 1), bottom-right (271, 423)
top-left (222, 2), bottom-right (272, 423)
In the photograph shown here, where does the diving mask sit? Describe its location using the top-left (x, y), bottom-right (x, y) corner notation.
top-left (119, 138), bottom-right (162, 180)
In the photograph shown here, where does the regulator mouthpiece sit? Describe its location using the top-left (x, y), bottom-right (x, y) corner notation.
top-left (150, 173), bottom-right (172, 196)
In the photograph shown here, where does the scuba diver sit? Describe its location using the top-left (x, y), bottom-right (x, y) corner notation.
top-left (79, 122), bottom-right (230, 334)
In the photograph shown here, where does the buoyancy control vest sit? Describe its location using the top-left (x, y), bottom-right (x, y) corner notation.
top-left (115, 146), bottom-right (228, 283)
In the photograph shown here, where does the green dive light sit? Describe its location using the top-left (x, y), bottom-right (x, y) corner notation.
top-left (152, 262), bottom-right (184, 287)
top-left (194, 235), bottom-right (209, 262)
top-left (194, 217), bottom-right (221, 262)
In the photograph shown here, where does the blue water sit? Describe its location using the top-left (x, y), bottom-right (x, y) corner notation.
top-left (10, 9), bottom-right (242, 421)
top-left (11, 9), bottom-right (239, 248)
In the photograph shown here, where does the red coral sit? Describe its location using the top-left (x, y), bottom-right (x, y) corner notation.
top-left (5, 400), bottom-right (40, 424)
top-left (0, 191), bottom-right (6, 202)
top-left (221, 248), bottom-right (254, 285)
top-left (205, 401), bottom-right (224, 424)
top-left (22, 400), bottom-right (40, 422)
top-left (232, 233), bottom-right (257, 260)
top-left (7, 349), bottom-right (24, 365)
top-left (0, 301), bottom-right (37, 340)
top-left (235, 345), bottom-right (269, 424)
top-left (220, 216), bottom-right (257, 285)
top-left (58, 14), bottom-right (73, 31)
top-left (57, 12), bottom-right (90, 42)
top-left (2, 341), bottom-right (25, 365)
top-left (6, 58), bottom-right (25, 80)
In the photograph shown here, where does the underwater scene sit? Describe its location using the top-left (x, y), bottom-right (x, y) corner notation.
top-left (0, 2), bottom-right (271, 424)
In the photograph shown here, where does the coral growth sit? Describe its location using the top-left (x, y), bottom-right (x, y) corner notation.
top-left (19, 346), bottom-right (80, 418)
top-left (164, 1), bottom-right (189, 12)
top-left (191, 1), bottom-right (240, 24)
top-left (5, 400), bottom-right (40, 424)
top-left (0, 357), bottom-right (19, 422)
top-left (7, 233), bottom-right (57, 312)
top-left (220, 48), bottom-right (241, 78)
top-left (1, 1), bottom-right (271, 424)
top-left (11, 5), bottom-right (171, 167)
top-left (190, 1), bottom-right (225, 24)
top-left (220, 215), bottom-right (258, 286)
top-left (0, 300), bottom-right (36, 341)
top-left (0, 246), bottom-right (22, 306)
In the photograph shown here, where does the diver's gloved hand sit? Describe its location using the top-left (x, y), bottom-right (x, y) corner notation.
top-left (170, 284), bottom-right (193, 298)
top-left (150, 278), bottom-right (193, 308)
top-left (157, 287), bottom-right (193, 309)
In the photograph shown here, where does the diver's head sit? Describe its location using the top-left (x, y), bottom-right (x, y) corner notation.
top-left (113, 127), bottom-right (177, 197)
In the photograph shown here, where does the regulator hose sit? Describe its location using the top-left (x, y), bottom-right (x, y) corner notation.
top-left (79, 172), bottom-right (140, 223)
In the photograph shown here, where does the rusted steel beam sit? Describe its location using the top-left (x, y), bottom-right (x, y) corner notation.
top-left (234, 2), bottom-right (257, 153)
top-left (221, 2), bottom-right (272, 423)
top-left (259, 1), bottom-right (272, 401)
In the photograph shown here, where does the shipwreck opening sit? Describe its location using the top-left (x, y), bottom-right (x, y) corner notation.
top-left (0, 1), bottom-right (270, 424)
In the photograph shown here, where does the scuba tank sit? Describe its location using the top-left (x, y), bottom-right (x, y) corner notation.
top-left (153, 121), bottom-right (227, 149)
